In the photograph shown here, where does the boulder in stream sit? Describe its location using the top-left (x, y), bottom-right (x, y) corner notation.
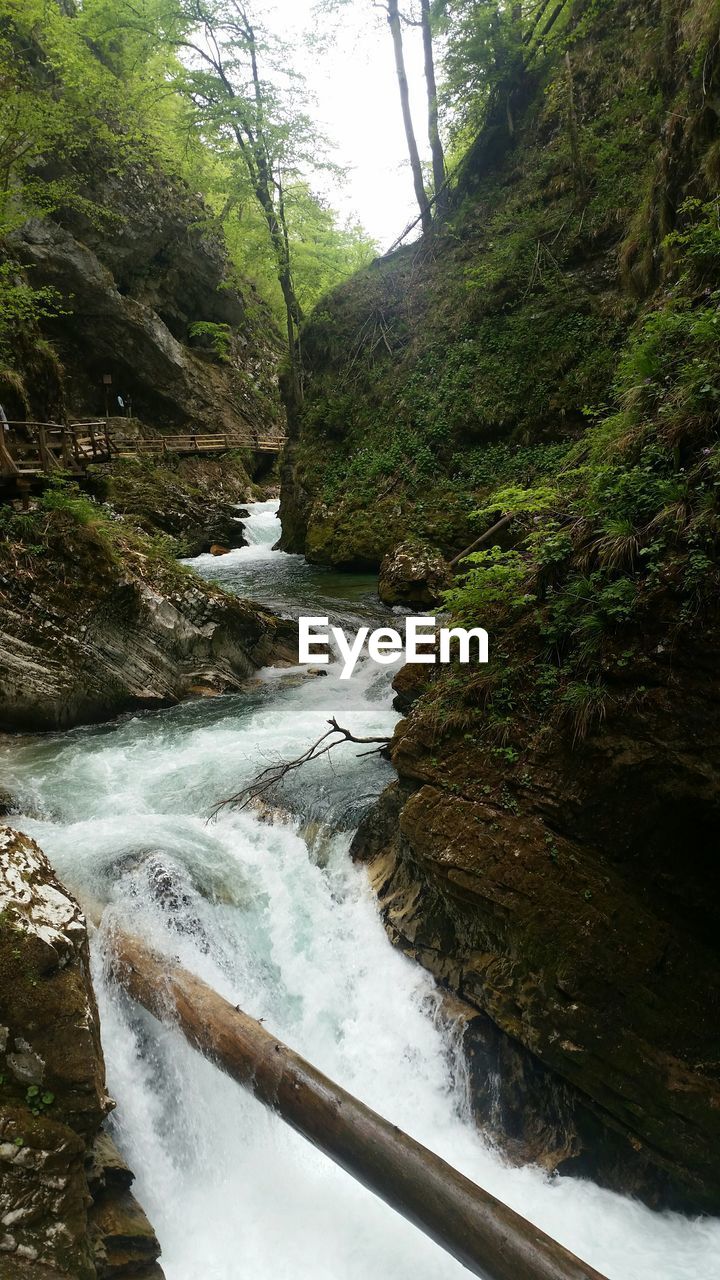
top-left (378, 541), bottom-right (450, 608)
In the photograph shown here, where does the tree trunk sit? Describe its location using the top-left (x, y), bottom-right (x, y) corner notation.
top-left (420, 0), bottom-right (445, 211)
top-left (108, 930), bottom-right (609, 1280)
top-left (209, 9), bottom-right (304, 410)
top-left (243, 18), bottom-right (304, 407)
top-left (386, 0), bottom-right (431, 234)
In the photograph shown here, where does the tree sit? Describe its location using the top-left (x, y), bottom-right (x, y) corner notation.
top-left (159, 0), bottom-right (310, 408)
top-left (322, 0), bottom-right (445, 231)
top-left (382, 0), bottom-right (432, 232)
top-left (420, 0), bottom-right (446, 210)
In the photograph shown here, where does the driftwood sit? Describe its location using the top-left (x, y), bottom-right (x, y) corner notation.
top-left (449, 512), bottom-right (516, 569)
top-left (108, 930), bottom-right (609, 1280)
top-left (211, 718), bottom-right (391, 818)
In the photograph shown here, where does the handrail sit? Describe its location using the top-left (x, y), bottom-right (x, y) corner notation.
top-left (0, 420), bottom-right (285, 481)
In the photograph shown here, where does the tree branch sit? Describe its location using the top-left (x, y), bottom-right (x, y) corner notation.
top-left (210, 719), bottom-right (392, 818)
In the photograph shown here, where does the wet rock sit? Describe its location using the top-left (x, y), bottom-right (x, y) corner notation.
top-left (362, 628), bottom-right (720, 1213)
top-left (0, 532), bottom-right (298, 732)
top-left (209, 544), bottom-right (230, 557)
top-left (90, 1188), bottom-right (161, 1278)
top-left (250, 666), bottom-right (327, 692)
top-left (86, 1134), bottom-right (134, 1195)
top-left (0, 828), bottom-right (164, 1278)
top-left (391, 662), bottom-right (433, 714)
top-left (378, 541), bottom-right (450, 608)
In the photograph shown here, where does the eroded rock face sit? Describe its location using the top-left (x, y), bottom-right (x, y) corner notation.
top-left (353, 642), bottom-right (720, 1213)
top-left (86, 454), bottom-right (254, 559)
top-left (0, 829), bottom-right (163, 1279)
top-left (0, 555), bottom-right (296, 733)
top-left (378, 541), bottom-right (450, 608)
top-left (9, 164), bottom-right (281, 435)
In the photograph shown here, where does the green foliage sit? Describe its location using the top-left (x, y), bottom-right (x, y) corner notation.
top-left (0, 263), bottom-right (63, 359)
top-left (26, 1085), bottom-right (55, 1116)
top-left (437, 185), bottom-right (720, 731)
top-left (39, 477), bottom-right (106, 528)
top-left (188, 321), bottom-right (232, 362)
top-left (284, 191), bottom-right (377, 314)
top-left (559, 681), bottom-right (611, 744)
top-left (436, 0), bottom-right (528, 140)
top-left (450, 442), bottom-right (569, 488)
top-left (663, 197), bottom-right (720, 285)
top-left (0, 0), bottom-right (155, 233)
top-left (0, 0), bottom-right (375, 358)
top-left (472, 483), bottom-right (560, 522)
top-left (321, 426), bottom-right (438, 500)
top-left (443, 547), bottom-right (530, 618)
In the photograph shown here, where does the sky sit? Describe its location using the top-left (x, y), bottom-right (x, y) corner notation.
top-left (268, 0), bottom-right (432, 250)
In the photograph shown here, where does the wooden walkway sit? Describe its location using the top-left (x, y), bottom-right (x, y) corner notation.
top-left (0, 420), bottom-right (285, 488)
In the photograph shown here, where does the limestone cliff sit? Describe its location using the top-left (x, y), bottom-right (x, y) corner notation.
top-left (0, 497), bottom-right (295, 733)
top-left (3, 166), bottom-right (282, 437)
top-left (0, 828), bottom-right (163, 1280)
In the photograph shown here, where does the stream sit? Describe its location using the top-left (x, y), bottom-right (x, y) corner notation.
top-left (3, 500), bottom-right (719, 1280)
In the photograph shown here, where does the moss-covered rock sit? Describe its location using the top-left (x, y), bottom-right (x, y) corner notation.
top-left (378, 541), bottom-right (450, 607)
top-left (297, 487), bottom-right (477, 570)
top-left (0, 492), bottom-right (295, 733)
top-left (0, 828), bottom-right (163, 1279)
top-left (86, 452), bottom-right (256, 558)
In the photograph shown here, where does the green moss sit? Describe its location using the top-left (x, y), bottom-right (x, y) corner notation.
top-left (286, 0), bottom-right (720, 579)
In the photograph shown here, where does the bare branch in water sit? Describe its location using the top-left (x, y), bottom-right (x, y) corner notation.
top-left (210, 718), bottom-right (392, 819)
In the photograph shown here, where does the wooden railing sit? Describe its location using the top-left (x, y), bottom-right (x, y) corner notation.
top-left (0, 421), bottom-right (285, 481)
top-left (113, 432), bottom-right (285, 458)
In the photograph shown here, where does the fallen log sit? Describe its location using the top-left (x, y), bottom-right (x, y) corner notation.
top-left (108, 930), bottom-right (609, 1280)
top-left (449, 512), bottom-right (515, 569)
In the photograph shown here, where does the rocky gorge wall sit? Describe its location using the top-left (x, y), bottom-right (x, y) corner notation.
top-left (3, 161), bottom-right (282, 439)
top-left (0, 828), bottom-right (163, 1280)
top-left (281, 0), bottom-right (720, 1215)
top-left (0, 479), bottom-right (295, 733)
top-left (279, 0), bottom-right (719, 568)
top-left (352, 609), bottom-right (720, 1212)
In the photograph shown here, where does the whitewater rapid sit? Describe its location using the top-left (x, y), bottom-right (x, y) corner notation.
top-left (3, 501), bottom-right (719, 1280)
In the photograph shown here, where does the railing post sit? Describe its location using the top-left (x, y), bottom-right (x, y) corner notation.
top-left (60, 425), bottom-right (72, 469)
top-left (37, 424), bottom-right (50, 472)
top-left (89, 421), bottom-right (98, 460)
top-left (0, 427), bottom-right (19, 477)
